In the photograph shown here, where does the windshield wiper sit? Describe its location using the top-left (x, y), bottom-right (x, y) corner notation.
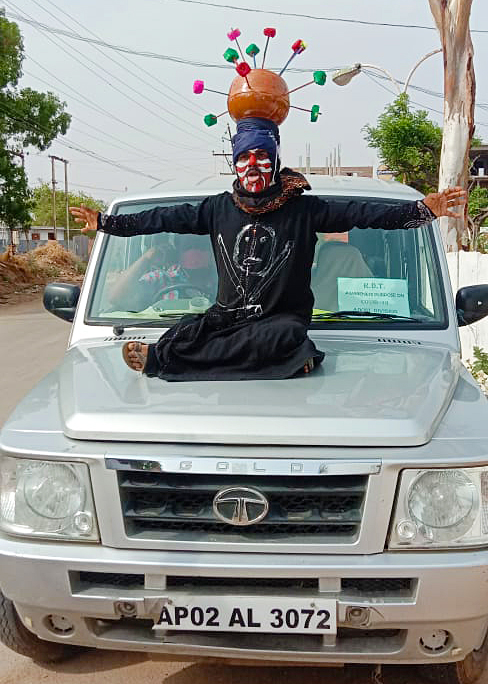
top-left (311, 310), bottom-right (424, 322)
top-left (112, 314), bottom-right (182, 336)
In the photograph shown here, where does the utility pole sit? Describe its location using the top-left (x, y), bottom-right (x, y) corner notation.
top-left (211, 124), bottom-right (235, 176)
top-left (49, 155), bottom-right (69, 243)
top-left (63, 159), bottom-right (70, 247)
top-left (50, 155), bottom-right (57, 233)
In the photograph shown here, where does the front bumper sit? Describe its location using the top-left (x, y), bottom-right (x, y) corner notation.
top-left (1, 536), bottom-right (487, 665)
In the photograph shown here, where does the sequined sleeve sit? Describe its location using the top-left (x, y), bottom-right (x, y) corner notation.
top-left (97, 198), bottom-right (214, 237)
top-left (307, 196), bottom-right (438, 234)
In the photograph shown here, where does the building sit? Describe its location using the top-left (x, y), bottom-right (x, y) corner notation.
top-left (293, 166), bottom-right (374, 178)
top-left (470, 146), bottom-right (488, 188)
top-left (0, 226), bottom-right (66, 253)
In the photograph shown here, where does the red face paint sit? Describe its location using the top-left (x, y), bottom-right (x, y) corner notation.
top-left (235, 148), bottom-right (272, 193)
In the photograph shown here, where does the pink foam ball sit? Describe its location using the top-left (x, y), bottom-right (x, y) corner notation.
top-left (193, 80), bottom-right (204, 94)
top-left (227, 29), bottom-right (241, 41)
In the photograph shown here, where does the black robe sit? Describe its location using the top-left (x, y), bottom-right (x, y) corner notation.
top-left (98, 190), bottom-right (435, 381)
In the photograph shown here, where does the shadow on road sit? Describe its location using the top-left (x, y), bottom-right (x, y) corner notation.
top-left (37, 648), bottom-right (425, 684)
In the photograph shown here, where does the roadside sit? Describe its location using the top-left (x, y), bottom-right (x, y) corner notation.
top-left (0, 242), bottom-right (85, 307)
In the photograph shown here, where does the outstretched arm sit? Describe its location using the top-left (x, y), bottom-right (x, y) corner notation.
top-left (309, 186), bottom-right (467, 233)
top-left (69, 199), bottom-right (213, 237)
top-left (422, 187), bottom-right (467, 219)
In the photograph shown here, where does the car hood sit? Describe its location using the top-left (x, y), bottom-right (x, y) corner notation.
top-left (58, 338), bottom-right (460, 446)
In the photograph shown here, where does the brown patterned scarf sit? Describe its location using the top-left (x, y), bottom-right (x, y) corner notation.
top-left (232, 168), bottom-right (311, 214)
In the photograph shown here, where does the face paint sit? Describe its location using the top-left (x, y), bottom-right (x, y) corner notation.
top-left (235, 148), bottom-right (273, 193)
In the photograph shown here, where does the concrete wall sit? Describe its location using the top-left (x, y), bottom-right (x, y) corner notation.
top-left (447, 251), bottom-right (488, 362)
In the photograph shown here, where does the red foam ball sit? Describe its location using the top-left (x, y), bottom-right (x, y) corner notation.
top-left (236, 62), bottom-right (251, 77)
top-left (263, 27), bottom-right (276, 38)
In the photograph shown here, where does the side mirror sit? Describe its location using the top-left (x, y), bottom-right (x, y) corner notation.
top-left (43, 283), bottom-right (81, 323)
top-left (456, 284), bottom-right (488, 327)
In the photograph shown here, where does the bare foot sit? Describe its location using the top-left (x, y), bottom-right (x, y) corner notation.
top-left (122, 342), bottom-right (148, 372)
top-left (304, 357), bottom-right (314, 374)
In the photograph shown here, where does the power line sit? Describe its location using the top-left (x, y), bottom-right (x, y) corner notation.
top-left (22, 60), bottom-right (201, 162)
top-left (40, 0), bottom-right (205, 119)
top-left (6, 1), bottom-right (214, 148)
top-left (363, 70), bottom-right (488, 113)
top-left (25, 0), bottom-right (213, 139)
top-left (0, 101), bottom-right (166, 181)
top-left (159, 0), bottom-right (488, 33)
top-left (5, 11), bottom-right (344, 73)
top-left (362, 70), bottom-right (488, 129)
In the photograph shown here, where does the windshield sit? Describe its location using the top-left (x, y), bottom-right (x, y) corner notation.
top-left (87, 195), bottom-right (447, 329)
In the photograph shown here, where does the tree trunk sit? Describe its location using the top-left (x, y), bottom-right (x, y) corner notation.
top-left (428, 0), bottom-right (476, 251)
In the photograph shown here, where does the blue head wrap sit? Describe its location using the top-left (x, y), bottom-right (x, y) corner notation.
top-left (232, 117), bottom-right (281, 182)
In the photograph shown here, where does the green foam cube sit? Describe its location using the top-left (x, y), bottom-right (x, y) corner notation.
top-left (204, 113), bottom-right (218, 127)
top-left (246, 43), bottom-right (260, 57)
top-left (310, 105), bottom-right (320, 122)
top-left (223, 48), bottom-right (239, 63)
top-left (313, 70), bottom-right (327, 86)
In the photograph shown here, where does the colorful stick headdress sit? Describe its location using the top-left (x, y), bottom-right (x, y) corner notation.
top-left (193, 27), bottom-right (327, 127)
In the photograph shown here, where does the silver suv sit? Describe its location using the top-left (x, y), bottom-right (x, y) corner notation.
top-left (1, 176), bottom-right (488, 684)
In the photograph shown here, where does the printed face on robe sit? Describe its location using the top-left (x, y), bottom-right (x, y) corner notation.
top-left (233, 224), bottom-right (276, 275)
top-left (235, 148), bottom-right (272, 193)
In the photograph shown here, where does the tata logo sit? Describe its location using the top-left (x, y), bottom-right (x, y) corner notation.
top-left (212, 487), bottom-right (269, 526)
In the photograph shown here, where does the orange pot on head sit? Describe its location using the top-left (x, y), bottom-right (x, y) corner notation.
top-left (227, 69), bottom-right (290, 125)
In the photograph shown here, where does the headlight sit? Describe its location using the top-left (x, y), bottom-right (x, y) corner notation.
top-left (389, 467), bottom-right (488, 549)
top-left (0, 457), bottom-right (99, 541)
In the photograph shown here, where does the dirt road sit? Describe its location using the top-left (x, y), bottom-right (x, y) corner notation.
top-left (0, 298), bottom-right (484, 684)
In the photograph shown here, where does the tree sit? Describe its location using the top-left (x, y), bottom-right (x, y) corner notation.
top-left (467, 185), bottom-right (488, 251)
top-left (0, 10), bottom-right (71, 243)
top-left (363, 94), bottom-right (443, 195)
top-left (31, 183), bottom-right (107, 234)
top-left (0, 150), bottom-right (32, 244)
top-left (428, 0), bottom-right (476, 251)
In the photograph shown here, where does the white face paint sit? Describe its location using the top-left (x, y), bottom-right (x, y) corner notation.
top-left (235, 148), bottom-right (273, 193)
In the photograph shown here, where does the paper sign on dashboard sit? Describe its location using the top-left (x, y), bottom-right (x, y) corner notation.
top-left (337, 278), bottom-right (411, 317)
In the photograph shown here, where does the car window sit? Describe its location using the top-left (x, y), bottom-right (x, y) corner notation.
top-left (86, 196), bottom-right (446, 329)
top-left (87, 199), bottom-right (217, 322)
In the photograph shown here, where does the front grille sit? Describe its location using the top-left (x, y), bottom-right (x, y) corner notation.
top-left (341, 578), bottom-right (414, 597)
top-left (166, 577), bottom-right (319, 591)
top-left (117, 472), bottom-right (367, 544)
top-left (73, 573), bottom-right (414, 600)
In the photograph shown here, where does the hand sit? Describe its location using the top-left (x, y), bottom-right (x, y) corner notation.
top-left (423, 186), bottom-right (467, 219)
top-left (69, 203), bottom-right (99, 233)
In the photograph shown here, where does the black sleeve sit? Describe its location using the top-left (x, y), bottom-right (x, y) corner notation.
top-left (97, 196), bottom-right (214, 237)
top-left (306, 195), bottom-right (437, 233)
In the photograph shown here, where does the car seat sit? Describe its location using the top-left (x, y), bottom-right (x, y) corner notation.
top-left (312, 240), bottom-right (373, 311)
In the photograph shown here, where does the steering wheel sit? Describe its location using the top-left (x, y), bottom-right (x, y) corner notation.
top-left (156, 283), bottom-right (213, 299)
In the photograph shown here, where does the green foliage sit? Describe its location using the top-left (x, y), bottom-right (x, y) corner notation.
top-left (0, 9), bottom-right (71, 236)
top-left (75, 260), bottom-right (87, 275)
top-left (470, 346), bottom-right (488, 375)
top-left (4, 87), bottom-right (71, 150)
top-left (467, 186), bottom-right (488, 252)
top-left (31, 183), bottom-right (107, 231)
top-left (468, 185), bottom-right (488, 218)
top-left (0, 9), bottom-right (23, 88)
top-left (363, 93), bottom-right (443, 194)
top-left (0, 149), bottom-right (32, 231)
top-left (472, 135), bottom-right (484, 148)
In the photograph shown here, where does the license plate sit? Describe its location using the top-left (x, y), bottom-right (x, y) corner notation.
top-left (154, 596), bottom-right (337, 634)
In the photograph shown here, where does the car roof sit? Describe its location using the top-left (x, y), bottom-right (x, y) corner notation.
top-left (108, 175), bottom-right (423, 212)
